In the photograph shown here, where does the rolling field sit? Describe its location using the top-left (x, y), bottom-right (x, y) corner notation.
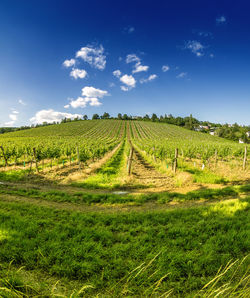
top-left (0, 120), bottom-right (249, 296)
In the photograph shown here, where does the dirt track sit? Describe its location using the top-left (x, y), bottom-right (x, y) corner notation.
top-left (128, 148), bottom-right (174, 190)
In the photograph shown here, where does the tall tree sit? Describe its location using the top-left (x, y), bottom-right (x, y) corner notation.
top-left (92, 114), bottom-right (100, 120)
top-left (151, 113), bottom-right (158, 122)
top-left (102, 112), bottom-right (110, 119)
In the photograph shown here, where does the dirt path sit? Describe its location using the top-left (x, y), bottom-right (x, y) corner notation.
top-left (128, 148), bottom-right (174, 190)
top-left (0, 192), bottom-right (245, 214)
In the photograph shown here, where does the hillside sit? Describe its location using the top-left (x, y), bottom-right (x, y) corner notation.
top-left (0, 120), bottom-right (249, 296)
top-left (0, 119), bottom-right (248, 188)
top-left (0, 118), bottom-right (242, 142)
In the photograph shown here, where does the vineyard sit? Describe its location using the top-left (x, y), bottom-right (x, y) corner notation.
top-left (0, 120), bottom-right (249, 296)
top-left (0, 120), bottom-right (248, 189)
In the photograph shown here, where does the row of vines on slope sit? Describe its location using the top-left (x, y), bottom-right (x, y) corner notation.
top-left (0, 120), bottom-right (248, 173)
top-left (130, 121), bottom-right (249, 163)
top-left (0, 120), bottom-right (126, 169)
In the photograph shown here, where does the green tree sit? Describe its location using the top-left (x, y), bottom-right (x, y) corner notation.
top-left (151, 113), bottom-right (158, 122)
top-left (92, 114), bottom-right (100, 120)
top-left (102, 112), bottom-right (110, 119)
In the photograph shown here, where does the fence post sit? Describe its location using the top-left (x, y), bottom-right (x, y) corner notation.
top-left (243, 146), bottom-right (247, 170)
top-left (77, 146), bottom-right (81, 171)
top-left (127, 147), bottom-right (134, 175)
top-left (33, 148), bottom-right (39, 172)
top-left (173, 148), bottom-right (178, 173)
top-left (215, 149), bottom-right (218, 167)
top-left (24, 153), bottom-right (27, 168)
top-left (29, 159), bottom-right (33, 173)
top-left (152, 146), bottom-right (156, 162)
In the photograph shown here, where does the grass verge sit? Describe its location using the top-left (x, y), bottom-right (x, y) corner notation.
top-left (0, 197), bottom-right (249, 296)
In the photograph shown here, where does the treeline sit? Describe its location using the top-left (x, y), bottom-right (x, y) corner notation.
top-left (91, 112), bottom-right (202, 128)
top-left (0, 126), bottom-right (31, 134)
top-left (1, 112), bottom-right (249, 143)
top-left (216, 124), bottom-right (249, 143)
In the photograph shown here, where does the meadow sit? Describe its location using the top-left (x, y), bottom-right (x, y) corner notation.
top-left (0, 120), bottom-right (249, 296)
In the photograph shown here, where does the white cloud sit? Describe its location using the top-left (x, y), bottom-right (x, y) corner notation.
top-left (18, 99), bottom-right (26, 105)
top-left (126, 54), bottom-right (149, 74)
top-left (162, 65), bottom-right (170, 72)
top-left (120, 74), bottom-right (136, 90)
top-left (184, 40), bottom-right (205, 57)
top-left (69, 97), bottom-right (102, 108)
top-left (198, 31), bottom-right (213, 38)
top-left (64, 104), bottom-right (70, 109)
top-left (76, 45), bottom-right (106, 70)
top-left (113, 70), bottom-right (122, 78)
top-left (63, 58), bottom-right (76, 68)
top-left (9, 114), bottom-right (17, 121)
top-left (89, 97), bottom-right (102, 106)
top-left (4, 121), bottom-right (15, 126)
top-left (216, 16), bottom-right (226, 24)
top-left (140, 74), bottom-right (157, 84)
top-left (70, 68), bottom-right (87, 79)
top-left (193, 30), bottom-right (213, 38)
top-left (120, 86), bottom-right (130, 91)
top-left (124, 26), bottom-right (135, 34)
top-left (109, 82), bottom-right (115, 87)
top-left (69, 97), bottom-right (88, 108)
top-left (30, 109), bottom-right (81, 124)
top-left (81, 86), bottom-right (108, 98)
top-left (147, 74), bottom-right (157, 81)
top-left (126, 54), bottom-right (140, 64)
top-left (4, 112), bottom-right (18, 126)
top-left (132, 63), bottom-right (149, 74)
top-left (176, 72), bottom-right (187, 79)
top-left (68, 86), bottom-right (108, 109)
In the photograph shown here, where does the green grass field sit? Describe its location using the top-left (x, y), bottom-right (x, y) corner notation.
top-left (0, 120), bottom-right (249, 296)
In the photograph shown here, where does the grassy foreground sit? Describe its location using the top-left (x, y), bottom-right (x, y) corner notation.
top-left (0, 195), bottom-right (249, 296)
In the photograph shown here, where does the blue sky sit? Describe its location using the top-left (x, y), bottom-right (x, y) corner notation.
top-left (0, 0), bottom-right (249, 126)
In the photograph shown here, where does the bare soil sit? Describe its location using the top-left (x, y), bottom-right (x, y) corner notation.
top-left (126, 148), bottom-right (175, 190)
